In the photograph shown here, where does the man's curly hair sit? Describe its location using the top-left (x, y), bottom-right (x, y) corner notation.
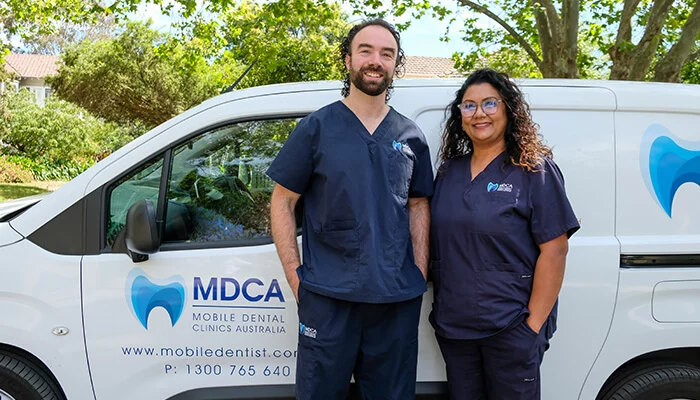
top-left (439, 68), bottom-right (552, 172)
top-left (339, 18), bottom-right (406, 102)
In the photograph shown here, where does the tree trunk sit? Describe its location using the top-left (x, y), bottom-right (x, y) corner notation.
top-left (459, 0), bottom-right (579, 79)
top-left (530, 0), bottom-right (578, 78)
top-left (653, 0), bottom-right (700, 82)
top-left (541, 41), bottom-right (579, 78)
top-left (609, 0), bottom-right (674, 81)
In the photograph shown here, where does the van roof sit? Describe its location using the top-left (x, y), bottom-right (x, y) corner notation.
top-left (209, 78), bottom-right (700, 114)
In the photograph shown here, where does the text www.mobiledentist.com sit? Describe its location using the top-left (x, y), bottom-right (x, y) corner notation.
top-left (121, 346), bottom-right (297, 359)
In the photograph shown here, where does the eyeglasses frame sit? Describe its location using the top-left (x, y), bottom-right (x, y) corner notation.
top-left (458, 97), bottom-right (504, 118)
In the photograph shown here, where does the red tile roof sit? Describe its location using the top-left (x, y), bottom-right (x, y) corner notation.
top-left (4, 53), bottom-right (61, 79)
top-left (404, 56), bottom-right (463, 78)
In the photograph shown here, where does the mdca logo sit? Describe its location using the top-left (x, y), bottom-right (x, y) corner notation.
top-left (640, 124), bottom-right (700, 218)
top-left (126, 268), bottom-right (186, 330)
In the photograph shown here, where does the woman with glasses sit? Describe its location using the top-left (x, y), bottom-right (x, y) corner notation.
top-left (429, 69), bottom-right (579, 400)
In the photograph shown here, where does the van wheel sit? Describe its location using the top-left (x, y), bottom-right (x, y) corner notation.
top-left (598, 362), bottom-right (700, 400)
top-left (0, 349), bottom-right (64, 400)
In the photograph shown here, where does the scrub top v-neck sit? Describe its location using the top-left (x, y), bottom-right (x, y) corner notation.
top-left (429, 153), bottom-right (579, 340)
top-left (267, 101), bottom-right (434, 303)
top-left (336, 101), bottom-right (393, 143)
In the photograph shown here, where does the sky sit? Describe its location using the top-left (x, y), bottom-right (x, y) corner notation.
top-left (389, 15), bottom-right (464, 58)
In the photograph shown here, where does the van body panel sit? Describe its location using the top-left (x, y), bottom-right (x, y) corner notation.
top-left (580, 267), bottom-right (700, 400)
top-left (615, 108), bottom-right (700, 254)
top-left (0, 240), bottom-right (94, 400)
top-left (0, 223), bottom-right (22, 247)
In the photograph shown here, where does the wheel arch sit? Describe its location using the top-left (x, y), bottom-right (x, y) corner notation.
top-left (596, 347), bottom-right (700, 399)
top-left (0, 342), bottom-right (68, 400)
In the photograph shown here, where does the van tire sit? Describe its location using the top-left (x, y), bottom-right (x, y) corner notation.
top-left (0, 349), bottom-right (64, 400)
top-left (598, 362), bottom-right (700, 400)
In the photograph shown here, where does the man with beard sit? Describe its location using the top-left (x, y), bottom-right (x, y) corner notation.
top-left (266, 18), bottom-right (433, 399)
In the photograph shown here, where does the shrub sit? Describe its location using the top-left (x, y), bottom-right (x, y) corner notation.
top-left (4, 154), bottom-right (92, 181)
top-left (0, 90), bottom-right (145, 181)
top-left (0, 155), bottom-right (33, 183)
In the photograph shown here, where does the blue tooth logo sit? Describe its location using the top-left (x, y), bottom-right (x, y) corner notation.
top-left (126, 268), bottom-right (186, 330)
top-left (487, 182), bottom-right (499, 192)
top-left (393, 140), bottom-right (402, 151)
top-left (640, 124), bottom-right (700, 218)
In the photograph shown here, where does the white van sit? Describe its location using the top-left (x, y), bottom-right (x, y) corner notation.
top-left (1, 79), bottom-right (699, 400)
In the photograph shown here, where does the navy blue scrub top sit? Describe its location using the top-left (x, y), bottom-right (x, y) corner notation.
top-left (266, 101), bottom-right (434, 303)
top-left (429, 152), bottom-right (579, 340)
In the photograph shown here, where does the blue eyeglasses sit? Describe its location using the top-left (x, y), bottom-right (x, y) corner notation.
top-left (458, 97), bottom-right (503, 118)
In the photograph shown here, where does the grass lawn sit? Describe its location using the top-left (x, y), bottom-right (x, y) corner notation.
top-left (0, 181), bottom-right (65, 202)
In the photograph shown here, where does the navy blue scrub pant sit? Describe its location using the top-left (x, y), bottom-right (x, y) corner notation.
top-left (436, 319), bottom-right (549, 400)
top-left (295, 285), bottom-right (423, 400)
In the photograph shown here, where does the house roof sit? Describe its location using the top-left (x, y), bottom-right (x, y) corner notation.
top-left (4, 53), bottom-right (61, 79)
top-left (404, 56), bottom-right (463, 78)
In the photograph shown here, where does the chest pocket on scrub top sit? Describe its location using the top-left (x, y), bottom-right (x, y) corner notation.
top-left (388, 148), bottom-right (414, 198)
top-left (473, 191), bottom-right (518, 234)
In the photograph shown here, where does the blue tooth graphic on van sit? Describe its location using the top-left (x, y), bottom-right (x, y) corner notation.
top-left (641, 124), bottom-right (700, 218)
top-left (126, 268), bottom-right (186, 330)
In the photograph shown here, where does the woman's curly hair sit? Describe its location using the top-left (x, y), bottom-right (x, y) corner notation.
top-left (439, 68), bottom-right (551, 172)
top-left (339, 18), bottom-right (406, 102)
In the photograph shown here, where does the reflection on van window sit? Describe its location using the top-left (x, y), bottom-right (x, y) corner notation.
top-left (164, 118), bottom-right (298, 243)
top-left (107, 156), bottom-right (164, 246)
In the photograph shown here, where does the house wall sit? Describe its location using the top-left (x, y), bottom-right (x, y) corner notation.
top-left (19, 77), bottom-right (51, 106)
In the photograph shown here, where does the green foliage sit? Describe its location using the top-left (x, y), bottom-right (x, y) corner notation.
top-left (2, 90), bottom-right (124, 161)
top-left (4, 154), bottom-right (91, 181)
top-left (49, 21), bottom-right (244, 128)
top-left (49, 1), bottom-right (347, 129)
top-left (0, 90), bottom-right (135, 180)
top-left (0, 155), bottom-right (33, 183)
top-left (456, 47), bottom-right (542, 79)
top-left (681, 57), bottom-right (700, 84)
top-left (220, 0), bottom-right (348, 88)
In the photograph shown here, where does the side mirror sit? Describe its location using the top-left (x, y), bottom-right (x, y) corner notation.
top-left (124, 200), bottom-right (160, 263)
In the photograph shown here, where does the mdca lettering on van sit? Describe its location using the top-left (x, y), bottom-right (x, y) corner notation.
top-left (640, 123), bottom-right (700, 218)
top-left (193, 277), bottom-right (285, 303)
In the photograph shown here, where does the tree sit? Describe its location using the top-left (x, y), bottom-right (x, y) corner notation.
top-left (349, 0), bottom-right (582, 78)
top-left (20, 14), bottom-right (117, 55)
top-left (0, 0), bottom-right (238, 78)
top-left (653, 2), bottom-right (700, 81)
top-left (588, 0), bottom-right (700, 82)
top-left (49, 21), bottom-right (244, 128)
top-left (350, 0), bottom-right (700, 82)
top-left (0, 89), bottom-right (134, 180)
top-left (50, 0), bottom-right (348, 128)
top-left (219, 0), bottom-right (348, 88)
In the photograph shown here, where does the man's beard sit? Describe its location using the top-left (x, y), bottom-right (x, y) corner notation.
top-left (349, 65), bottom-right (392, 97)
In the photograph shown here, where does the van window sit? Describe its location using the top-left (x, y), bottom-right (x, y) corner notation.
top-left (106, 156), bottom-right (165, 246)
top-left (163, 118), bottom-right (298, 244)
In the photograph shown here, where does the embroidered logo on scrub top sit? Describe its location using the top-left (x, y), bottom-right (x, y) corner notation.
top-left (392, 140), bottom-right (414, 156)
top-left (487, 182), bottom-right (513, 193)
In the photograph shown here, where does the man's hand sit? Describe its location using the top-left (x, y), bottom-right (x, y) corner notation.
top-left (287, 268), bottom-right (301, 303)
